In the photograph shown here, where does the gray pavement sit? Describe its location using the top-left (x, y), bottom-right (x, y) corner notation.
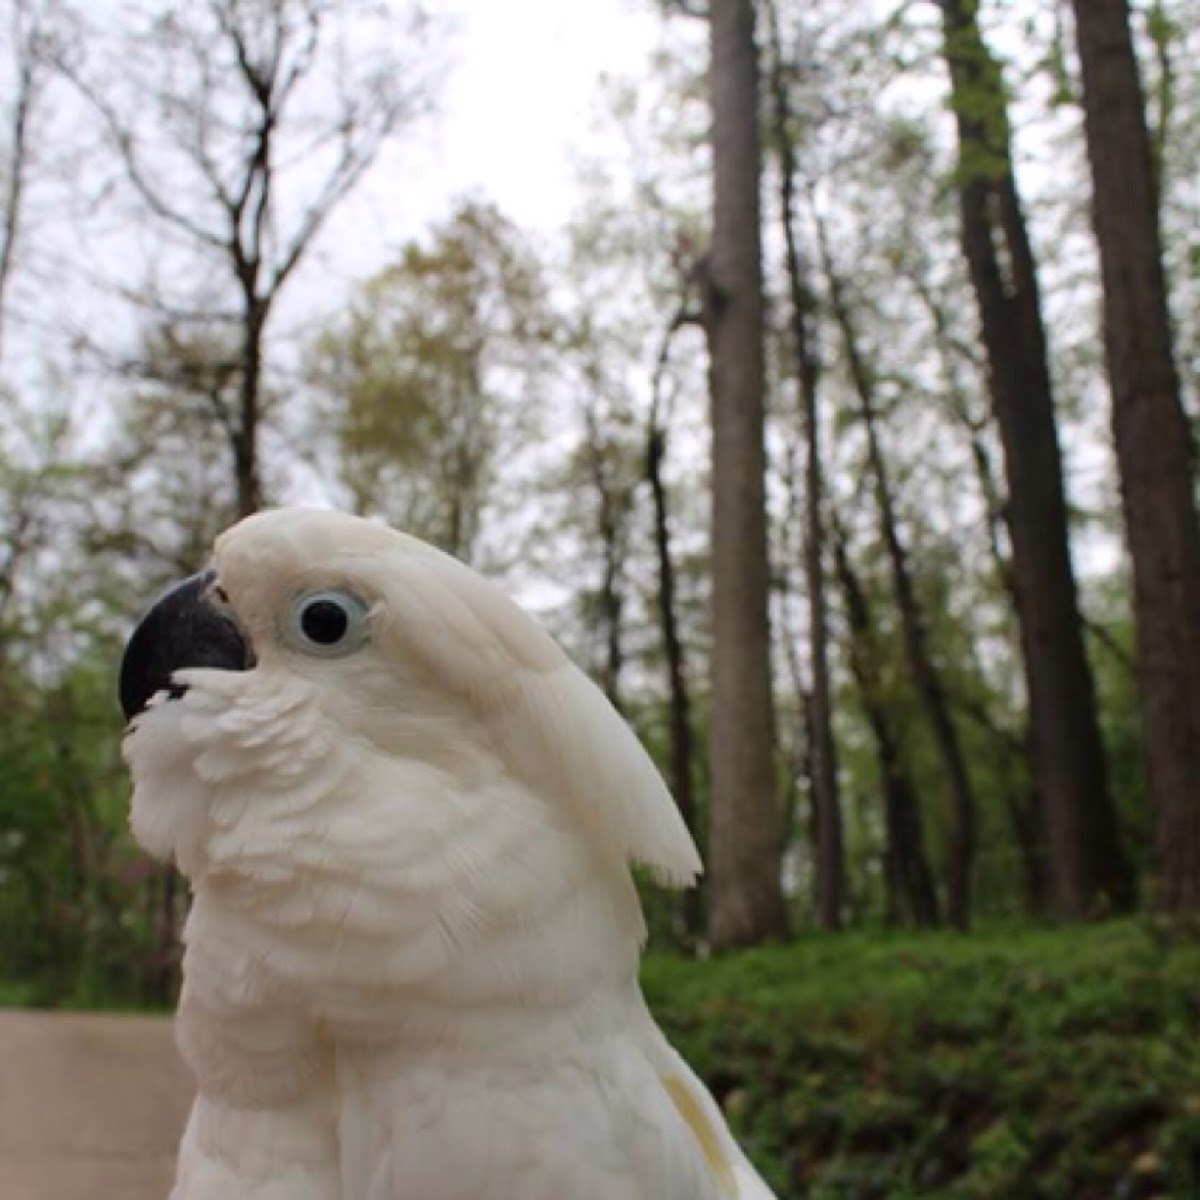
top-left (0, 1010), bottom-right (192, 1200)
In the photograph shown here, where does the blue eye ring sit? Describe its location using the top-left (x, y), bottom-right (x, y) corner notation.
top-left (281, 589), bottom-right (370, 658)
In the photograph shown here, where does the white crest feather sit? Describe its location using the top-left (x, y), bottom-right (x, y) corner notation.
top-left (372, 537), bottom-right (703, 887)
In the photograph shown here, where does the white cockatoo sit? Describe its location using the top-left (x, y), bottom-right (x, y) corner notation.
top-left (119, 507), bottom-right (777, 1200)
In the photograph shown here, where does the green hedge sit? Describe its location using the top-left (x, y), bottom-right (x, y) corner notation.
top-left (643, 921), bottom-right (1200, 1199)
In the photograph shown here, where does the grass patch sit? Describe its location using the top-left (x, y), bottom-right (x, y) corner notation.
top-left (7, 918), bottom-right (1199, 1194)
top-left (643, 920), bottom-right (1200, 1199)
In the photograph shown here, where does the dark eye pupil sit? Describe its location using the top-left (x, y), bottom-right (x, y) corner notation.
top-left (300, 599), bottom-right (349, 645)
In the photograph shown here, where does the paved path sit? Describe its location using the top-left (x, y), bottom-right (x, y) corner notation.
top-left (0, 1010), bottom-right (192, 1200)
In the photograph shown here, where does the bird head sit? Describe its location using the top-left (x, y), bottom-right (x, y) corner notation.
top-left (119, 508), bottom-right (700, 1001)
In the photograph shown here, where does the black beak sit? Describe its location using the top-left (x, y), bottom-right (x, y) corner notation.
top-left (119, 569), bottom-right (253, 722)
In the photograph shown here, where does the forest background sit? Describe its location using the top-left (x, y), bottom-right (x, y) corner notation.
top-left (2, 0), bottom-right (1200, 1194)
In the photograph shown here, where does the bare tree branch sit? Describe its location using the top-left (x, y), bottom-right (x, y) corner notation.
top-left (55, 60), bottom-right (230, 254)
top-left (660, 0), bottom-right (709, 18)
top-left (266, 126), bottom-right (387, 298)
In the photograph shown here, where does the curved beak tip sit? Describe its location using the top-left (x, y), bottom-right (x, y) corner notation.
top-left (119, 570), bottom-right (252, 722)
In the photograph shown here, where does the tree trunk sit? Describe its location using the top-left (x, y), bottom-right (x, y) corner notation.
top-left (582, 404), bottom-right (628, 711)
top-left (1006, 733), bottom-right (1046, 914)
top-left (815, 212), bottom-right (976, 929)
top-left (647, 414), bottom-right (703, 939)
top-left (235, 303), bottom-right (266, 518)
top-left (832, 518), bottom-right (940, 927)
top-left (648, 307), bottom-right (706, 940)
top-left (703, 0), bottom-right (789, 948)
top-left (940, 0), bottom-right (1133, 918)
top-left (910, 273), bottom-right (1049, 912)
top-left (1070, 0), bottom-right (1200, 912)
top-left (0, 2), bottom-right (37, 363)
top-left (765, 0), bottom-right (843, 930)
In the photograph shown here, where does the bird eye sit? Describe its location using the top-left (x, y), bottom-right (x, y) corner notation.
top-left (282, 590), bottom-right (370, 658)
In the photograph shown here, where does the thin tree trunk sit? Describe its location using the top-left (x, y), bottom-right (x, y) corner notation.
top-left (648, 307), bottom-right (705, 939)
top-left (0, 1), bottom-right (39, 361)
top-left (764, 0), bottom-right (842, 930)
top-left (908, 271), bottom-right (1049, 911)
top-left (583, 404), bottom-right (627, 712)
top-left (1070, 0), bottom-right (1200, 911)
top-left (1006, 765), bottom-right (1044, 914)
top-left (940, 0), bottom-right (1133, 918)
top-left (648, 437), bottom-right (703, 937)
top-left (1144, 0), bottom-right (1175, 206)
top-left (815, 210), bottom-right (976, 930)
top-left (775, 440), bottom-right (818, 897)
top-left (832, 516), bottom-right (940, 927)
top-left (945, 662), bottom-right (1049, 914)
top-left (649, 305), bottom-right (705, 922)
top-left (234, 302), bottom-right (266, 517)
top-left (703, 0), bottom-right (789, 948)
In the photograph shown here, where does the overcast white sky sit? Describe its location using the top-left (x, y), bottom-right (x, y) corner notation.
top-left (5, 0), bottom-right (676, 406)
top-left (317, 0), bottom-right (667, 281)
top-left (434, 0), bottom-right (663, 226)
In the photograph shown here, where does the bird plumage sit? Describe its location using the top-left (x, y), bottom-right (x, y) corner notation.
top-left (122, 507), bottom-right (776, 1199)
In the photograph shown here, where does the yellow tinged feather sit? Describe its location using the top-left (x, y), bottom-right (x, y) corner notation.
top-left (663, 1075), bottom-right (739, 1198)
